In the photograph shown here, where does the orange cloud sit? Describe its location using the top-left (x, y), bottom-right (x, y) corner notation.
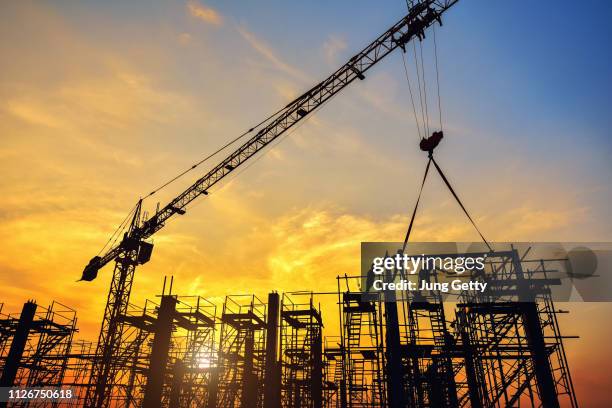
top-left (187, 1), bottom-right (223, 26)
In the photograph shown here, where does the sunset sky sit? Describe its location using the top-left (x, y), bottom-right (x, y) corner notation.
top-left (1, 0), bottom-right (611, 405)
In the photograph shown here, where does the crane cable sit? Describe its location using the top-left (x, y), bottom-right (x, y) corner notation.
top-left (412, 41), bottom-right (428, 137)
top-left (143, 75), bottom-right (348, 227)
top-left (401, 52), bottom-right (423, 139)
top-left (96, 94), bottom-right (302, 255)
top-left (417, 40), bottom-right (430, 136)
top-left (399, 10), bottom-right (491, 252)
top-left (402, 4), bottom-right (444, 137)
top-left (401, 157), bottom-right (431, 252)
top-left (96, 202), bottom-right (138, 256)
top-left (96, 95), bottom-right (291, 256)
top-left (177, 93), bottom-right (332, 216)
top-left (402, 153), bottom-right (492, 253)
top-left (144, 103), bottom-right (293, 200)
top-left (399, 5), bottom-right (438, 140)
top-left (430, 156), bottom-right (492, 251)
top-left (433, 23), bottom-right (443, 132)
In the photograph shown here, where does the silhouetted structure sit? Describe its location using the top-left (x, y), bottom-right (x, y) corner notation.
top-left (280, 293), bottom-right (323, 408)
top-left (328, 248), bottom-right (578, 408)
top-left (213, 294), bottom-right (268, 408)
top-left (0, 301), bottom-right (77, 408)
top-left (0, 250), bottom-right (580, 408)
top-left (63, 340), bottom-right (96, 408)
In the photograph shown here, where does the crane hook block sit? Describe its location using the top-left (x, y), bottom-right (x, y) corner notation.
top-left (80, 256), bottom-right (102, 281)
top-left (419, 131), bottom-right (443, 154)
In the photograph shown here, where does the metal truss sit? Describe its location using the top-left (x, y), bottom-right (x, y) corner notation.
top-left (213, 295), bottom-right (268, 408)
top-left (279, 293), bottom-right (324, 408)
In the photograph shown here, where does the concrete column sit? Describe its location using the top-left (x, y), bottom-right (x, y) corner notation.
top-left (143, 295), bottom-right (177, 408)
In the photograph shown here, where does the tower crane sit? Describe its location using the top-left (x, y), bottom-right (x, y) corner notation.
top-left (81, 1), bottom-right (458, 406)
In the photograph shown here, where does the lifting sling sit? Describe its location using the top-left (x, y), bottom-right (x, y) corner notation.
top-left (402, 131), bottom-right (492, 253)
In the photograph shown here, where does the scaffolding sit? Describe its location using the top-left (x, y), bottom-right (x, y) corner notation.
top-left (336, 290), bottom-right (385, 408)
top-left (0, 303), bottom-right (13, 369)
top-left (322, 336), bottom-right (342, 408)
top-left (0, 301), bottom-right (77, 407)
top-left (165, 296), bottom-right (217, 408)
top-left (452, 249), bottom-right (579, 408)
top-left (97, 299), bottom-right (156, 407)
top-left (73, 278), bottom-right (218, 408)
top-left (62, 340), bottom-right (95, 408)
top-left (279, 293), bottom-right (323, 408)
top-left (212, 294), bottom-right (268, 408)
top-left (396, 273), bottom-right (458, 407)
top-left (0, 247), bottom-right (581, 408)
top-left (332, 247), bottom-right (579, 408)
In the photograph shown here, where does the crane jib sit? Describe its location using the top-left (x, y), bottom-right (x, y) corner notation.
top-left (81, 0), bottom-right (458, 280)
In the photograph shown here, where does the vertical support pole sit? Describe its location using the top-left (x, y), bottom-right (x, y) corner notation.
top-left (428, 360), bottom-right (443, 407)
top-left (169, 359), bottom-right (184, 408)
top-left (242, 331), bottom-right (256, 408)
top-left (512, 250), bottom-right (560, 408)
top-left (384, 291), bottom-right (404, 408)
top-left (206, 368), bottom-right (219, 408)
top-left (440, 322), bottom-right (459, 408)
top-left (312, 331), bottom-right (323, 408)
top-left (458, 313), bottom-right (483, 408)
top-left (264, 292), bottom-right (281, 408)
top-left (522, 303), bottom-right (561, 408)
top-left (339, 362), bottom-right (348, 408)
top-left (294, 387), bottom-right (301, 408)
top-left (143, 295), bottom-right (177, 408)
top-left (337, 280), bottom-right (348, 408)
top-left (0, 301), bottom-right (37, 389)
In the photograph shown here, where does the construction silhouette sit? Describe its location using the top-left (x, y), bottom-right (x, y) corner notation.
top-left (0, 1), bottom-right (581, 407)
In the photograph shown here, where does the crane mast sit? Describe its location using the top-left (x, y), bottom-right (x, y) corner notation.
top-left (83, 1), bottom-right (458, 406)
